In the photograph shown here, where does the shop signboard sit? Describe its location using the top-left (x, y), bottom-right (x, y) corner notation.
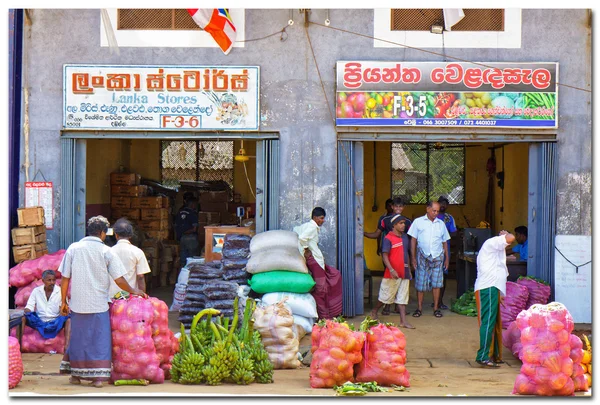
top-left (335, 61), bottom-right (558, 128)
top-left (63, 65), bottom-right (260, 131)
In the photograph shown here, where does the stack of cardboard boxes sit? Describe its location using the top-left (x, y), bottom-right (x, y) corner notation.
top-left (197, 190), bottom-right (231, 248)
top-left (11, 207), bottom-right (48, 263)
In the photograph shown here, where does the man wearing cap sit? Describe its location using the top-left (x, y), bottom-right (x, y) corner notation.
top-left (431, 196), bottom-right (458, 311)
top-left (58, 216), bottom-right (147, 388)
top-left (408, 201), bottom-right (450, 318)
top-left (109, 218), bottom-right (151, 299)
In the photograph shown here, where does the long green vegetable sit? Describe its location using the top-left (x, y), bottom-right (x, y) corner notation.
top-left (114, 379), bottom-right (149, 386)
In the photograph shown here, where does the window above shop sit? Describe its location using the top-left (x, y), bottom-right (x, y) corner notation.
top-left (391, 142), bottom-right (465, 205)
top-left (100, 9), bottom-right (245, 48)
top-left (161, 140), bottom-right (234, 189)
top-left (373, 8), bottom-right (521, 48)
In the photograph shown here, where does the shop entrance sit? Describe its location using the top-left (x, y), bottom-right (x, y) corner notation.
top-left (59, 132), bottom-right (279, 297)
top-left (338, 138), bottom-right (557, 317)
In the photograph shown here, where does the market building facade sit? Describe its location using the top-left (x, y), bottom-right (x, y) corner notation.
top-left (9, 9), bottom-right (591, 321)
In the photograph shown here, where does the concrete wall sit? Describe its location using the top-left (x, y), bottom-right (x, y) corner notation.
top-left (19, 9), bottom-right (592, 264)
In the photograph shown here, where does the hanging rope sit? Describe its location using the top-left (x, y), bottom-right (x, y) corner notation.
top-left (236, 25), bottom-right (289, 43)
top-left (308, 21), bottom-right (591, 94)
top-left (555, 246), bottom-right (591, 274)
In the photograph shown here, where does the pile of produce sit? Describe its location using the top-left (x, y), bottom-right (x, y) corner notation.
top-left (109, 296), bottom-right (178, 384)
top-left (517, 276), bottom-right (552, 309)
top-left (570, 334), bottom-right (592, 391)
top-left (247, 230), bottom-right (317, 334)
top-left (500, 282), bottom-right (530, 328)
top-left (10, 326), bottom-right (66, 354)
top-left (355, 318), bottom-right (410, 387)
top-left (450, 290), bottom-right (477, 317)
top-left (9, 250), bottom-right (66, 288)
top-left (310, 317), bottom-right (366, 388)
top-left (254, 300), bottom-right (301, 369)
top-left (522, 92), bottom-right (556, 120)
top-left (8, 336), bottom-right (23, 389)
top-left (260, 292), bottom-right (318, 336)
top-left (179, 266), bottom-right (241, 329)
top-left (512, 302), bottom-right (575, 396)
top-left (333, 381), bottom-right (389, 396)
top-left (170, 297), bottom-right (274, 385)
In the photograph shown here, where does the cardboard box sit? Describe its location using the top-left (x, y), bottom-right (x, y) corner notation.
top-left (198, 212), bottom-right (221, 224)
top-left (111, 185), bottom-right (148, 197)
top-left (145, 230), bottom-right (169, 240)
top-left (162, 196), bottom-right (170, 209)
top-left (138, 219), bottom-right (169, 231)
top-left (111, 197), bottom-right (131, 209)
top-left (141, 208), bottom-right (169, 221)
top-left (17, 207), bottom-right (45, 227)
top-left (200, 202), bottom-right (229, 213)
top-left (13, 242), bottom-right (48, 263)
top-left (199, 191), bottom-right (229, 204)
top-left (138, 196), bottom-right (163, 209)
top-left (11, 225), bottom-right (46, 246)
top-left (110, 172), bottom-right (139, 186)
top-left (111, 208), bottom-right (140, 220)
top-left (149, 258), bottom-right (160, 277)
top-left (142, 246), bottom-right (159, 259)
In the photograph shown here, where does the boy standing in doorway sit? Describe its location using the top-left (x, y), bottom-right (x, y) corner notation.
top-left (369, 215), bottom-right (414, 329)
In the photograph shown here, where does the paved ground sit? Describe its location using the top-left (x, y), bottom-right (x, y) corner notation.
top-left (9, 279), bottom-right (592, 397)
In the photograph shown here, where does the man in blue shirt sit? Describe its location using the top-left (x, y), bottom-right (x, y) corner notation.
top-left (507, 226), bottom-right (528, 262)
top-left (175, 193), bottom-right (199, 266)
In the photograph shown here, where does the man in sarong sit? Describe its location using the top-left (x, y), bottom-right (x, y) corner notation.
top-left (58, 216), bottom-right (147, 388)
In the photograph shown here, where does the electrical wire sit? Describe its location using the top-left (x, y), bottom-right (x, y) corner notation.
top-left (555, 247), bottom-right (591, 274)
top-left (308, 21), bottom-right (591, 94)
top-left (243, 160), bottom-right (256, 200)
top-left (235, 26), bottom-right (289, 43)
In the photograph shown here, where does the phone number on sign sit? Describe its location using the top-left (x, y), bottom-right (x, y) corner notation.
top-left (403, 119), bottom-right (499, 126)
top-left (160, 115), bottom-right (202, 129)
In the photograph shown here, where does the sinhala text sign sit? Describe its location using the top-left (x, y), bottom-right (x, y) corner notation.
top-left (64, 65), bottom-right (260, 131)
top-left (336, 61), bottom-right (558, 128)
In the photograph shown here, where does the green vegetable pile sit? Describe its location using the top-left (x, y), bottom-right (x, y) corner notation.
top-left (523, 92), bottom-right (555, 120)
top-left (170, 297), bottom-right (274, 386)
top-left (333, 381), bottom-right (389, 396)
top-left (450, 290), bottom-right (477, 317)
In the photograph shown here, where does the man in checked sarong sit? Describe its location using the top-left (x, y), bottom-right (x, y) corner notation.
top-left (408, 201), bottom-right (450, 319)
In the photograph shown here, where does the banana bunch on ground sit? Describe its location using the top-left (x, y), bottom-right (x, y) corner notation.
top-left (170, 298), bottom-right (274, 386)
top-left (582, 335), bottom-right (592, 386)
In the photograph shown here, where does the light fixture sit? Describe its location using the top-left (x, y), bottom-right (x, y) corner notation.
top-left (430, 21), bottom-right (444, 34)
top-left (234, 139), bottom-right (250, 162)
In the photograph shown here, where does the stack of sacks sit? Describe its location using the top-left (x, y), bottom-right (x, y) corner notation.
top-left (178, 262), bottom-right (241, 329)
top-left (221, 234), bottom-right (251, 285)
top-left (247, 230), bottom-right (316, 334)
top-left (500, 281), bottom-right (530, 329)
top-left (517, 276), bottom-right (552, 309)
top-left (9, 250), bottom-right (70, 354)
top-left (502, 321), bottom-right (524, 360)
top-left (170, 257), bottom-right (204, 312)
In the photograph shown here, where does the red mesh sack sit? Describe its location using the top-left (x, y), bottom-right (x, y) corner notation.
top-left (355, 323), bottom-right (410, 387)
top-left (309, 320), bottom-right (365, 388)
top-left (501, 281), bottom-right (529, 328)
top-left (516, 277), bottom-right (552, 309)
top-left (148, 297), bottom-right (179, 379)
top-left (512, 302), bottom-right (575, 396)
top-left (10, 326), bottom-right (66, 354)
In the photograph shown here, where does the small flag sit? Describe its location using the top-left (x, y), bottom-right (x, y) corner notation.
top-left (443, 9), bottom-right (465, 31)
top-left (187, 8), bottom-right (237, 55)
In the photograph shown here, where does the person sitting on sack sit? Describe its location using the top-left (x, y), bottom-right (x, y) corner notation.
top-left (294, 207), bottom-right (343, 319)
top-left (369, 215), bottom-right (414, 329)
top-left (474, 230), bottom-right (516, 368)
top-left (23, 270), bottom-right (71, 351)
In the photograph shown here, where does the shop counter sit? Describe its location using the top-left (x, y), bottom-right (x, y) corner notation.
top-left (204, 225), bottom-right (254, 263)
top-left (456, 254), bottom-right (529, 298)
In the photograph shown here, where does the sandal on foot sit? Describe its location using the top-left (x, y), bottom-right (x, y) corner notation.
top-left (476, 359), bottom-right (500, 368)
top-left (439, 304), bottom-right (449, 310)
top-left (434, 309), bottom-right (443, 318)
top-left (91, 380), bottom-right (104, 388)
top-left (69, 377), bottom-right (81, 385)
top-left (382, 309), bottom-right (390, 315)
top-left (412, 309), bottom-right (422, 318)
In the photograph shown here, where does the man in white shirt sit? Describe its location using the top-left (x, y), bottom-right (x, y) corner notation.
top-left (293, 207), bottom-right (326, 269)
top-left (24, 270), bottom-right (71, 350)
top-left (58, 216), bottom-right (147, 388)
top-left (408, 201), bottom-right (450, 319)
top-left (474, 230), bottom-right (516, 368)
top-left (109, 218), bottom-right (151, 299)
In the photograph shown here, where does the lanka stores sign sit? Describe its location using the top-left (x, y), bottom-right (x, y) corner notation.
top-left (336, 61), bottom-right (558, 128)
top-left (63, 65), bottom-right (260, 131)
